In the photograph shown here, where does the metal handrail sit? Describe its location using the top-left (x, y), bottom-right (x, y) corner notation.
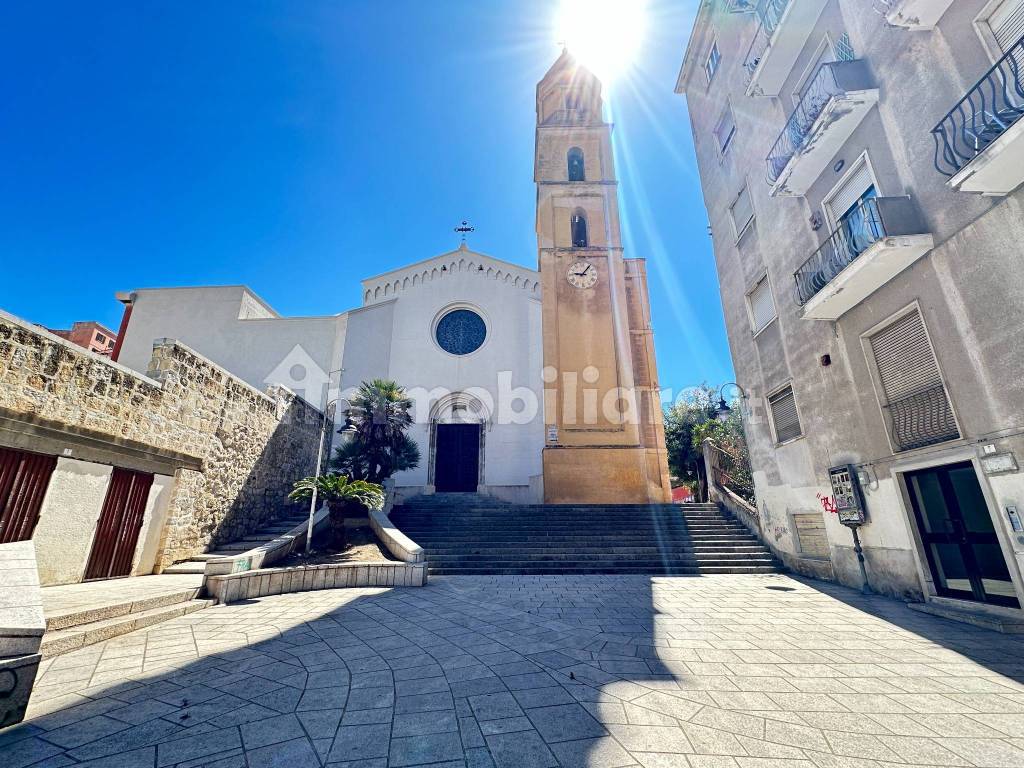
top-left (766, 61), bottom-right (844, 184)
top-left (793, 197), bottom-right (885, 306)
top-left (742, 0), bottom-right (792, 84)
top-left (932, 35), bottom-right (1024, 176)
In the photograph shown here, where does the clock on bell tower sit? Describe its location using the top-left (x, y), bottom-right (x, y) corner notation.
top-left (535, 50), bottom-right (671, 504)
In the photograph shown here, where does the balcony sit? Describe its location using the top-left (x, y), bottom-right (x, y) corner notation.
top-left (876, 0), bottom-right (955, 31)
top-left (743, 0), bottom-right (828, 97)
top-left (766, 60), bottom-right (880, 197)
top-left (932, 36), bottom-right (1024, 195)
top-left (795, 197), bottom-right (934, 320)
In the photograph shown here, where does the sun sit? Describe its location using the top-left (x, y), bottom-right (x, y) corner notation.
top-left (554, 0), bottom-right (648, 84)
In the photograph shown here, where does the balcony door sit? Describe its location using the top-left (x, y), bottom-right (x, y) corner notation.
top-left (906, 462), bottom-right (1020, 608)
top-left (824, 159), bottom-right (880, 269)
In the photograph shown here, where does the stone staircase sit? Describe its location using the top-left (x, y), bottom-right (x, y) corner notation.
top-left (41, 582), bottom-right (213, 657)
top-left (161, 510), bottom-right (311, 574)
top-left (389, 494), bottom-right (782, 575)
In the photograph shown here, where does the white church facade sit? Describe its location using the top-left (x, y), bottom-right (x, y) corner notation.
top-left (116, 52), bottom-right (672, 505)
top-left (116, 247), bottom-right (546, 501)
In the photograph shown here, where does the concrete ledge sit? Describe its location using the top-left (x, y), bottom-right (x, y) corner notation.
top-left (206, 560), bottom-right (428, 604)
top-left (370, 481), bottom-right (425, 564)
top-left (202, 505), bottom-right (331, 582)
top-left (0, 542), bottom-right (44, 729)
top-left (908, 600), bottom-right (1024, 634)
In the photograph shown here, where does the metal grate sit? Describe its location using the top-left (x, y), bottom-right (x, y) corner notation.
top-left (886, 384), bottom-right (961, 451)
top-left (835, 33), bottom-right (855, 62)
top-left (871, 310), bottom-right (960, 451)
top-left (766, 62), bottom-right (843, 184)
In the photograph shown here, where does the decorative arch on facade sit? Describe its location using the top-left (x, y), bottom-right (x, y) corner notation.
top-left (567, 146), bottom-right (585, 181)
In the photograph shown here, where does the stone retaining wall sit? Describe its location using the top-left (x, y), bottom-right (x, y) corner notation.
top-left (0, 312), bottom-right (322, 571)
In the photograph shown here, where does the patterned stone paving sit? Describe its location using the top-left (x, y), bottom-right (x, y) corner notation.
top-left (6, 573), bottom-right (1024, 768)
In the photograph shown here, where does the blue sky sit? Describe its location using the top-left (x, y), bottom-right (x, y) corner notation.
top-left (0, 1), bottom-right (733, 395)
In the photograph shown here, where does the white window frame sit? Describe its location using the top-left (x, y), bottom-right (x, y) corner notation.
top-left (745, 271), bottom-right (777, 336)
top-left (791, 34), bottom-right (835, 108)
top-left (821, 151), bottom-right (880, 232)
top-left (713, 104), bottom-right (737, 158)
top-left (975, 0), bottom-right (1024, 62)
top-left (765, 382), bottom-right (804, 446)
top-left (859, 301), bottom-right (963, 457)
top-left (704, 40), bottom-right (722, 84)
top-left (728, 182), bottom-right (756, 240)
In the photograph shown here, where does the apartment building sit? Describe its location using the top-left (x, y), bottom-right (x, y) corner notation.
top-left (677, 0), bottom-right (1024, 618)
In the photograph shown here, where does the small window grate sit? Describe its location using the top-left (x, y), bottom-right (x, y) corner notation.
top-left (835, 32), bottom-right (855, 62)
top-left (768, 385), bottom-right (802, 443)
top-left (870, 310), bottom-right (959, 451)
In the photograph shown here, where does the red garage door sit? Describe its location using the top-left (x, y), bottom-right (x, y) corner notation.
top-left (84, 468), bottom-right (154, 580)
top-left (0, 447), bottom-right (57, 544)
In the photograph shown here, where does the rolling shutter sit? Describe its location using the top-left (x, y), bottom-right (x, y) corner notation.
top-left (827, 162), bottom-right (874, 225)
top-left (870, 310), bottom-right (959, 451)
top-left (992, 0), bottom-right (1024, 53)
top-left (715, 108), bottom-right (736, 154)
top-left (731, 185), bottom-right (755, 236)
top-left (768, 386), bottom-right (802, 443)
top-left (749, 276), bottom-right (776, 332)
top-left (0, 448), bottom-right (57, 544)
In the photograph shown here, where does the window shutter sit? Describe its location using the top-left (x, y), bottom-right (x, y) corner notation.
top-left (827, 162), bottom-right (874, 224)
top-left (992, 0), bottom-right (1024, 53)
top-left (870, 310), bottom-right (960, 451)
top-left (715, 108), bottom-right (736, 154)
top-left (731, 185), bottom-right (755, 235)
top-left (749, 276), bottom-right (775, 332)
top-left (768, 386), bottom-right (801, 443)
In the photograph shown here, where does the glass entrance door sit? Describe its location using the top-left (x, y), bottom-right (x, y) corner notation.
top-left (905, 461), bottom-right (1020, 608)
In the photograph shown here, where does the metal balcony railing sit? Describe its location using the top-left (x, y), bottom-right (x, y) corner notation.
top-left (885, 383), bottom-right (960, 451)
top-left (742, 0), bottom-right (792, 83)
top-left (794, 198), bottom-right (884, 305)
top-left (766, 61), bottom-right (844, 184)
top-left (932, 35), bottom-right (1024, 177)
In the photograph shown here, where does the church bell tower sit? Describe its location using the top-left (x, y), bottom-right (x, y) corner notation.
top-left (535, 51), bottom-right (671, 504)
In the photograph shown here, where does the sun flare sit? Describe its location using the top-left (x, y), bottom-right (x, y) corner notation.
top-left (555, 0), bottom-right (648, 84)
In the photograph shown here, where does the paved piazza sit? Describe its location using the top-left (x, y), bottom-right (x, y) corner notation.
top-left (7, 574), bottom-right (1024, 768)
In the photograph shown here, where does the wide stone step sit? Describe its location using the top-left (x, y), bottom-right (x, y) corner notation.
top-left (161, 561), bottom-right (208, 575)
top-left (428, 561), bottom-right (778, 573)
top-left (41, 599), bottom-right (213, 657)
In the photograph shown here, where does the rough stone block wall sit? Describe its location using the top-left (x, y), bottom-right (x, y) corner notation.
top-left (0, 316), bottom-right (321, 570)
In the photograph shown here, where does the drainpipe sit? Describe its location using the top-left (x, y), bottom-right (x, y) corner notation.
top-left (110, 291), bottom-right (136, 362)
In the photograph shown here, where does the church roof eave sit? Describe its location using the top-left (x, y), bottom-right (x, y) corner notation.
top-left (359, 247), bottom-right (538, 288)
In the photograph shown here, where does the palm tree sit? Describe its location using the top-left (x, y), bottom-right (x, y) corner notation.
top-left (331, 379), bottom-right (420, 483)
top-left (288, 473), bottom-right (385, 547)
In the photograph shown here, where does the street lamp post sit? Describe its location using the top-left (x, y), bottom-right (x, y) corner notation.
top-left (714, 382), bottom-right (747, 422)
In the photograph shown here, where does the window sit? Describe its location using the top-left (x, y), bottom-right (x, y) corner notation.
top-left (714, 107), bottom-right (736, 156)
top-left (95, 333), bottom-right (106, 344)
top-left (704, 41), bottom-right (721, 83)
top-left (868, 309), bottom-right (959, 451)
top-left (435, 309), bottom-right (487, 356)
top-left (747, 275), bottom-right (776, 333)
top-left (988, 0), bottom-right (1024, 54)
top-left (567, 147), bottom-right (585, 182)
top-left (729, 184), bottom-right (755, 237)
top-left (767, 385), bottom-right (802, 444)
top-left (571, 210), bottom-right (589, 247)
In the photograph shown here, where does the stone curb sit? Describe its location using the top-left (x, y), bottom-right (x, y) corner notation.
top-left (205, 560), bottom-right (428, 604)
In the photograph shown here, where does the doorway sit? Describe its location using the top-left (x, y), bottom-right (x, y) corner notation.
top-left (434, 423), bottom-right (481, 493)
top-left (905, 461), bottom-right (1020, 608)
top-left (85, 468), bottom-right (153, 580)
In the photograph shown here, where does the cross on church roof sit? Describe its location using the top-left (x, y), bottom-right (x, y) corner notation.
top-left (454, 220), bottom-right (475, 244)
